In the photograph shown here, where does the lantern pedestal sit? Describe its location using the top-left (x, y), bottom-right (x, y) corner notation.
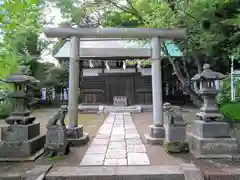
top-left (0, 122), bottom-right (46, 161)
top-left (187, 120), bottom-right (238, 158)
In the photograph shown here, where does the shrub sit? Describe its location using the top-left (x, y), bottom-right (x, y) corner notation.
top-left (0, 101), bottom-right (13, 119)
top-left (217, 76), bottom-right (240, 107)
top-left (0, 88), bottom-right (13, 119)
top-left (220, 102), bottom-right (240, 122)
top-left (217, 76), bottom-right (231, 107)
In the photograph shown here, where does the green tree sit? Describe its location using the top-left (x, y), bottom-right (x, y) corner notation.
top-left (51, 0), bottom-right (240, 107)
top-left (0, 0), bottom-right (44, 79)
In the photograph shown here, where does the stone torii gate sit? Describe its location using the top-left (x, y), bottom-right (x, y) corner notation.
top-left (44, 27), bottom-right (186, 145)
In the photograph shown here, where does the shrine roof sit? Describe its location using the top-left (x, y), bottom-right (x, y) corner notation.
top-left (54, 39), bottom-right (182, 60)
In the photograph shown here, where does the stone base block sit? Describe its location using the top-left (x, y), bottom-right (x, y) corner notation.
top-left (191, 120), bottom-right (230, 138)
top-left (0, 134), bottom-right (45, 160)
top-left (144, 133), bottom-right (164, 145)
top-left (44, 126), bottom-right (69, 157)
top-left (45, 166), bottom-right (185, 180)
top-left (187, 132), bottom-right (238, 158)
top-left (164, 140), bottom-right (189, 153)
top-left (44, 143), bottom-right (70, 157)
top-left (0, 149), bottom-right (44, 162)
top-left (149, 124), bottom-right (165, 138)
top-left (145, 124), bottom-right (165, 145)
top-left (68, 133), bottom-right (89, 146)
top-left (164, 125), bottom-right (186, 142)
top-left (66, 125), bottom-right (83, 138)
top-left (6, 115), bottom-right (36, 125)
top-left (1, 122), bottom-right (40, 141)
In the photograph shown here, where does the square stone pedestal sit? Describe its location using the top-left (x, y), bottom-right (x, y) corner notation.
top-left (44, 126), bottom-right (69, 156)
top-left (164, 125), bottom-right (189, 153)
top-left (187, 120), bottom-right (238, 158)
top-left (144, 124), bottom-right (165, 145)
top-left (66, 125), bottom-right (89, 146)
top-left (0, 122), bottom-right (45, 161)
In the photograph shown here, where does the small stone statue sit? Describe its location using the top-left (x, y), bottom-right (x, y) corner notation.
top-left (163, 102), bottom-right (189, 153)
top-left (46, 105), bottom-right (68, 129)
top-left (44, 105), bottom-right (70, 158)
top-left (163, 102), bottom-right (185, 126)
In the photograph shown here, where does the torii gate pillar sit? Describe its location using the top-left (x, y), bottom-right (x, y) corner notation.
top-left (144, 37), bottom-right (165, 144)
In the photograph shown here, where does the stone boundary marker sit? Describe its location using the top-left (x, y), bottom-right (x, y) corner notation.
top-left (204, 168), bottom-right (240, 180)
top-left (180, 164), bottom-right (204, 180)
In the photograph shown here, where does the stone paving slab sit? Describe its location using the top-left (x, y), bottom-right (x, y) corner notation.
top-left (86, 146), bottom-right (107, 154)
top-left (80, 154), bottom-right (105, 165)
top-left (104, 159), bottom-right (127, 166)
top-left (106, 149), bottom-right (126, 159)
top-left (127, 145), bottom-right (146, 153)
top-left (128, 153), bottom-right (150, 165)
top-left (80, 112), bottom-right (151, 166)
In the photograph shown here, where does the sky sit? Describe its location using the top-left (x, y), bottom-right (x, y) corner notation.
top-left (40, 4), bottom-right (65, 65)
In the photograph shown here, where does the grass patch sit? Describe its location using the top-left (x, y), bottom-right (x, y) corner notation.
top-left (220, 102), bottom-right (240, 121)
top-left (47, 155), bottom-right (66, 161)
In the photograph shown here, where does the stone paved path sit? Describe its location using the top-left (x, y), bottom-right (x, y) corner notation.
top-left (80, 112), bottom-right (150, 166)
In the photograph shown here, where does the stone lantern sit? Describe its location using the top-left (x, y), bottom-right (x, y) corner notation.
top-left (187, 64), bottom-right (238, 159)
top-left (4, 66), bottom-right (39, 124)
top-left (191, 64), bottom-right (225, 122)
top-left (0, 67), bottom-right (46, 161)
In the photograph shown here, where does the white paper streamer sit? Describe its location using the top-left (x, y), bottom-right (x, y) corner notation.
top-left (42, 88), bottom-right (47, 100)
top-left (137, 60), bottom-right (142, 69)
top-left (63, 88), bottom-right (68, 100)
top-left (105, 60), bottom-right (110, 72)
top-left (123, 61), bottom-right (126, 70)
top-left (89, 60), bottom-right (94, 68)
top-left (52, 88), bottom-right (55, 100)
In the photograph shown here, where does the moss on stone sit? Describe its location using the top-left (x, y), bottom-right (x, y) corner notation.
top-left (164, 140), bottom-right (189, 153)
top-left (48, 155), bottom-right (66, 161)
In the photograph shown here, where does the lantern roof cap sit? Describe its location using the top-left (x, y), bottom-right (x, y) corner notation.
top-left (191, 64), bottom-right (226, 81)
top-left (5, 66), bottom-right (39, 83)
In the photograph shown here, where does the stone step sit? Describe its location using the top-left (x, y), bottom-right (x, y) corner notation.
top-left (44, 166), bottom-right (185, 180)
top-left (78, 105), bottom-right (142, 114)
top-left (104, 106), bottom-right (142, 113)
top-left (78, 105), bottom-right (100, 114)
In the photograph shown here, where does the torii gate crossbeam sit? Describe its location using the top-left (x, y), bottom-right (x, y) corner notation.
top-left (44, 27), bottom-right (186, 146)
top-left (44, 27), bottom-right (185, 39)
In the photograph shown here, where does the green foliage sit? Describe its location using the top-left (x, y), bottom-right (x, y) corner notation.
top-left (0, 90), bottom-right (12, 119)
top-left (0, 101), bottom-right (12, 119)
top-left (220, 102), bottom-right (240, 121)
top-left (217, 76), bottom-right (231, 106)
top-left (218, 76), bottom-right (240, 107)
top-left (0, 0), bottom-right (44, 83)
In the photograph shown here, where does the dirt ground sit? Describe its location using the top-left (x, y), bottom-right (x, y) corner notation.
top-left (0, 108), bottom-right (106, 173)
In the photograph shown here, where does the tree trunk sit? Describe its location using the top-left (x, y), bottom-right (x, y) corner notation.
top-left (168, 56), bottom-right (203, 108)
